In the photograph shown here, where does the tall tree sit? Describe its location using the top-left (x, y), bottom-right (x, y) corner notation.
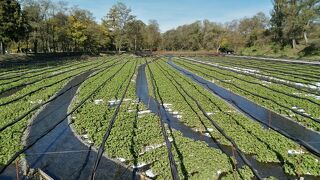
top-left (23, 0), bottom-right (55, 53)
top-left (0, 0), bottom-right (27, 54)
top-left (162, 29), bottom-right (179, 51)
top-left (238, 12), bottom-right (269, 47)
top-left (299, 0), bottom-right (320, 44)
top-left (224, 20), bottom-right (246, 52)
top-left (270, 0), bottom-right (287, 47)
top-left (125, 20), bottom-right (146, 51)
top-left (53, 11), bottom-right (71, 52)
top-left (144, 20), bottom-right (161, 51)
top-left (23, 0), bottom-right (42, 53)
top-left (103, 2), bottom-right (135, 53)
top-left (284, 0), bottom-right (302, 49)
top-left (202, 20), bottom-right (228, 52)
top-left (271, 0), bottom-right (319, 48)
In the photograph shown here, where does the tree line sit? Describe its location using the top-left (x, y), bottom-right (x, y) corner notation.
top-left (0, 0), bottom-right (161, 54)
top-left (162, 0), bottom-right (319, 54)
top-left (0, 0), bottom-right (319, 55)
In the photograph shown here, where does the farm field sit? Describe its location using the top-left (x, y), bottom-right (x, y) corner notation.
top-left (172, 56), bottom-right (320, 131)
top-left (0, 54), bottom-right (319, 179)
top-left (0, 56), bottom-right (115, 164)
top-left (1, 0), bottom-right (319, 179)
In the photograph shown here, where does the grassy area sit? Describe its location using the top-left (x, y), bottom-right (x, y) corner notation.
top-left (156, 40), bottom-right (320, 61)
top-left (239, 42), bottom-right (320, 61)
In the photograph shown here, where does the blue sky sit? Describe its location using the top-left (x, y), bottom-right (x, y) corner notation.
top-left (54, 0), bottom-right (273, 32)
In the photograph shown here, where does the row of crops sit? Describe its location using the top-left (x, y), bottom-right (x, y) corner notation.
top-left (0, 58), bottom-right (102, 96)
top-left (70, 55), bottom-right (319, 178)
top-left (173, 57), bottom-right (320, 132)
top-left (146, 59), bottom-right (320, 178)
top-left (0, 56), bottom-right (119, 166)
top-left (195, 56), bottom-right (320, 87)
top-left (0, 57), bottom-right (83, 76)
top-left (71, 58), bottom-right (244, 179)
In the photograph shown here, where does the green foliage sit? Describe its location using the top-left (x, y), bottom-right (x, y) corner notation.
top-left (175, 57), bottom-right (320, 131)
top-left (0, 0), bottom-right (28, 54)
top-left (271, 0), bottom-right (320, 49)
top-left (169, 58), bottom-right (320, 176)
top-left (13, 0), bottom-right (111, 53)
top-left (0, 56), bottom-right (107, 165)
top-left (160, 13), bottom-right (270, 53)
top-left (72, 56), bottom-right (234, 179)
top-left (102, 2), bottom-right (135, 53)
top-left (159, 0), bottom-right (319, 57)
top-left (238, 12), bottom-right (269, 47)
top-left (221, 166), bottom-right (254, 179)
top-left (125, 20), bottom-right (146, 51)
top-left (144, 20), bottom-right (161, 51)
top-left (300, 41), bottom-right (320, 57)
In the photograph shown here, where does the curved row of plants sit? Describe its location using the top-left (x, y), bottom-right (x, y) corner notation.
top-left (183, 57), bottom-right (320, 96)
top-left (212, 59), bottom-right (320, 83)
top-left (0, 56), bottom-right (119, 166)
top-left (148, 59), bottom-right (320, 177)
top-left (193, 57), bottom-right (320, 93)
top-left (0, 65), bottom-right (52, 79)
top-left (0, 62), bottom-right (60, 77)
top-left (147, 60), bottom-right (256, 179)
top-left (0, 58), bottom-right (120, 107)
top-left (0, 58), bottom-right (105, 95)
top-left (172, 58), bottom-right (320, 132)
top-left (0, 60), bottom-right (86, 83)
top-left (0, 57), bottom-right (90, 78)
top-left (71, 58), bottom-right (239, 179)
